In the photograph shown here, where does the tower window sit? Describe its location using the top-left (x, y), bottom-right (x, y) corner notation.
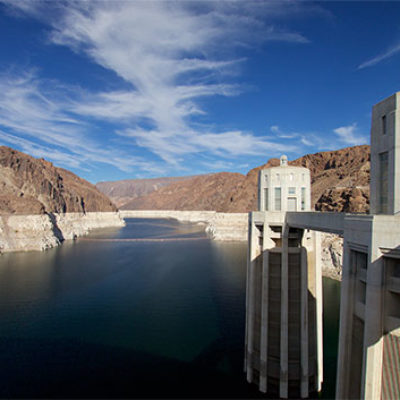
top-left (288, 187), bottom-right (296, 195)
top-left (275, 187), bottom-right (281, 211)
top-left (382, 115), bottom-right (387, 135)
top-left (301, 187), bottom-right (306, 210)
top-left (379, 151), bottom-right (388, 214)
top-left (264, 188), bottom-right (269, 211)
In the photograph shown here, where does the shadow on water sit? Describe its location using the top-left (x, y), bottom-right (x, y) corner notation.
top-left (321, 277), bottom-right (341, 399)
top-left (0, 337), bottom-right (263, 399)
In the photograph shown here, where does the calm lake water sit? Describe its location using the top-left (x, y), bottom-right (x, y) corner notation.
top-left (0, 218), bottom-right (340, 398)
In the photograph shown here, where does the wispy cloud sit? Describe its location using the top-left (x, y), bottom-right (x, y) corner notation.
top-left (358, 43), bottom-right (400, 69)
top-left (0, 70), bottom-right (161, 174)
top-left (270, 124), bottom-right (367, 150)
top-left (269, 125), bottom-right (319, 147)
top-left (333, 123), bottom-right (367, 146)
top-left (0, 0), bottom-right (315, 176)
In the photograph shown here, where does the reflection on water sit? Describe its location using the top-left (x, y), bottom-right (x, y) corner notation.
top-left (0, 218), bottom-right (340, 398)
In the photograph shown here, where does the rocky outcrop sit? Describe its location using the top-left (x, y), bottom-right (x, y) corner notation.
top-left (316, 187), bottom-right (369, 213)
top-left (0, 212), bottom-right (125, 253)
top-left (321, 233), bottom-right (343, 280)
top-left (0, 146), bottom-right (117, 215)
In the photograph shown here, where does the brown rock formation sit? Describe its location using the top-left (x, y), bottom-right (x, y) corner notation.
top-left (121, 145), bottom-right (371, 213)
top-left (96, 175), bottom-right (201, 207)
top-left (121, 172), bottom-right (245, 212)
top-left (316, 187), bottom-right (370, 213)
top-left (0, 146), bottom-right (117, 214)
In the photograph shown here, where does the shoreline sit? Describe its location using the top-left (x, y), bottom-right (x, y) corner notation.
top-left (119, 210), bottom-right (249, 241)
top-left (0, 211), bottom-right (125, 253)
top-left (0, 209), bottom-right (343, 280)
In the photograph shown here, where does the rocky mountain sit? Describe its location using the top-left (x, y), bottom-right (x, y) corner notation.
top-left (121, 172), bottom-right (245, 212)
top-left (120, 145), bottom-right (370, 213)
top-left (96, 175), bottom-right (200, 208)
top-left (0, 146), bottom-right (117, 214)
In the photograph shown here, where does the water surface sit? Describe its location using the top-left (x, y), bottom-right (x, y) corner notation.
top-left (0, 218), bottom-right (340, 398)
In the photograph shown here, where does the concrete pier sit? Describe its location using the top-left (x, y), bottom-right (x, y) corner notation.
top-left (245, 157), bottom-right (322, 398)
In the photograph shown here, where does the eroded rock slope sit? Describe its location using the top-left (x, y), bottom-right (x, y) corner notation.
top-left (0, 146), bottom-right (117, 214)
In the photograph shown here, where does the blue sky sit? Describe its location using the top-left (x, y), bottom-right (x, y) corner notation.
top-left (0, 1), bottom-right (399, 183)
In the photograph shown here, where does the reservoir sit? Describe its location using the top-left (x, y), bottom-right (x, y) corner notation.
top-left (0, 218), bottom-right (340, 398)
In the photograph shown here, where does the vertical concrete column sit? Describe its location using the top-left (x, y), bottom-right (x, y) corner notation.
top-left (260, 222), bottom-right (269, 393)
top-left (314, 231), bottom-right (323, 392)
top-left (246, 213), bottom-right (260, 383)
top-left (300, 243), bottom-right (309, 398)
top-left (335, 238), bottom-right (356, 398)
top-left (244, 213), bottom-right (253, 374)
top-left (280, 223), bottom-right (289, 398)
top-left (361, 230), bottom-right (384, 400)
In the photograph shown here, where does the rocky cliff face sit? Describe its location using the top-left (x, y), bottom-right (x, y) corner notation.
top-left (296, 145), bottom-right (370, 212)
top-left (0, 146), bottom-right (117, 214)
top-left (120, 145), bottom-right (370, 213)
top-left (316, 187), bottom-right (369, 213)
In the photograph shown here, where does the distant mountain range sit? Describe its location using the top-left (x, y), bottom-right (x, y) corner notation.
top-left (0, 146), bottom-right (117, 214)
top-left (96, 145), bottom-right (370, 213)
top-left (96, 175), bottom-right (202, 208)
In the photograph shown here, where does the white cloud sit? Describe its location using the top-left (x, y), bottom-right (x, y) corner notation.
top-left (120, 127), bottom-right (296, 166)
top-left (270, 124), bottom-right (367, 150)
top-left (269, 125), bottom-right (317, 144)
top-left (333, 123), bottom-right (367, 146)
top-left (0, 70), bottom-right (161, 174)
top-left (47, 1), bottom-right (310, 154)
top-left (358, 43), bottom-right (400, 69)
top-left (0, 0), bottom-right (315, 175)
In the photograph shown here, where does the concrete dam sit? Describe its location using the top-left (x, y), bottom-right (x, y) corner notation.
top-left (245, 92), bottom-right (400, 399)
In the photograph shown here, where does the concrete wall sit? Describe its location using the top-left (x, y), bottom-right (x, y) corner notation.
top-left (336, 214), bottom-right (400, 399)
top-left (370, 92), bottom-right (400, 215)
